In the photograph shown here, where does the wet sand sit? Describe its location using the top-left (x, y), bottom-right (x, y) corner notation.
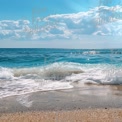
top-left (0, 84), bottom-right (122, 121)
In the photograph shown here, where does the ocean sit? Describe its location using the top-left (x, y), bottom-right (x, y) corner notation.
top-left (0, 48), bottom-right (122, 99)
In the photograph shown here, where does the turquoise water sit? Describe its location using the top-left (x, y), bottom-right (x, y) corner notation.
top-left (0, 48), bottom-right (122, 98)
top-left (0, 48), bottom-right (122, 67)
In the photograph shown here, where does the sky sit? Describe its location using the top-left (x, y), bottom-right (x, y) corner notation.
top-left (0, 0), bottom-right (122, 48)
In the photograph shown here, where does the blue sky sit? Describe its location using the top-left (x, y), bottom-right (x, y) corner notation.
top-left (0, 0), bottom-right (121, 20)
top-left (0, 0), bottom-right (98, 20)
top-left (0, 0), bottom-right (122, 48)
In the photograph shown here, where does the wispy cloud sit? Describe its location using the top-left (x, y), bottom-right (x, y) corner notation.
top-left (0, 6), bottom-right (122, 41)
top-left (0, 20), bottom-right (30, 40)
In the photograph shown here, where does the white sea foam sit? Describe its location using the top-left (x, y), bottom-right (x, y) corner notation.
top-left (16, 95), bottom-right (33, 108)
top-left (82, 51), bottom-right (99, 55)
top-left (65, 65), bottom-right (122, 85)
top-left (0, 62), bottom-right (122, 98)
top-left (0, 67), bottom-right (14, 80)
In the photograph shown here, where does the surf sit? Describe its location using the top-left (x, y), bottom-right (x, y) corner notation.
top-left (0, 62), bottom-right (122, 98)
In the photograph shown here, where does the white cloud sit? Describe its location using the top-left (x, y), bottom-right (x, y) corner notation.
top-left (42, 5), bottom-right (122, 37)
top-left (0, 5), bottom-right (122, 41)
top-left (0, 20), bottom-right (30, 40)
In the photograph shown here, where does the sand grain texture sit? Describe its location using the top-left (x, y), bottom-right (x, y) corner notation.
top-left (0, 109), bottom-right (122, 122)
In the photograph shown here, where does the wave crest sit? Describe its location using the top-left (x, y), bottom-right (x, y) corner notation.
top-left (1, 62), bottom-right (122, 98)
top-left (13, 62), bottom-right (84, 80)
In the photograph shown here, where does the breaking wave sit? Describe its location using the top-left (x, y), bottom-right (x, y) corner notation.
top-left (0, 62), bottom-right (122, 98)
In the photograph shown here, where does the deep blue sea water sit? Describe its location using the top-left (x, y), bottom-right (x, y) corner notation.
top-left (0, 48), bottom-right (122, 98)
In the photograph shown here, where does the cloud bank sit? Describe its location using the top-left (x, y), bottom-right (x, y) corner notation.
top-left (0, 6), bottom-right (122, 41)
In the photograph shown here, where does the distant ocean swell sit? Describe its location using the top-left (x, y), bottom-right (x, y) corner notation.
top-left (0, 49), bottom-right (122, 67)
top-left (0, 62), bottom-right (122, 98)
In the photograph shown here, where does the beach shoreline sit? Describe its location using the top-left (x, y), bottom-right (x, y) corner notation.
top-left (0, 84), bottom-right (122, 122)
top-left (0, 85), bottom-right (122, 113)
top-left (0, 84), bottom-right (122, 121)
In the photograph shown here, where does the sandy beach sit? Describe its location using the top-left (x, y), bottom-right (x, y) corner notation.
top-left (0, 109), bottom-right (122, 122)
top-left (0, 85), bottom-right (122, 121)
